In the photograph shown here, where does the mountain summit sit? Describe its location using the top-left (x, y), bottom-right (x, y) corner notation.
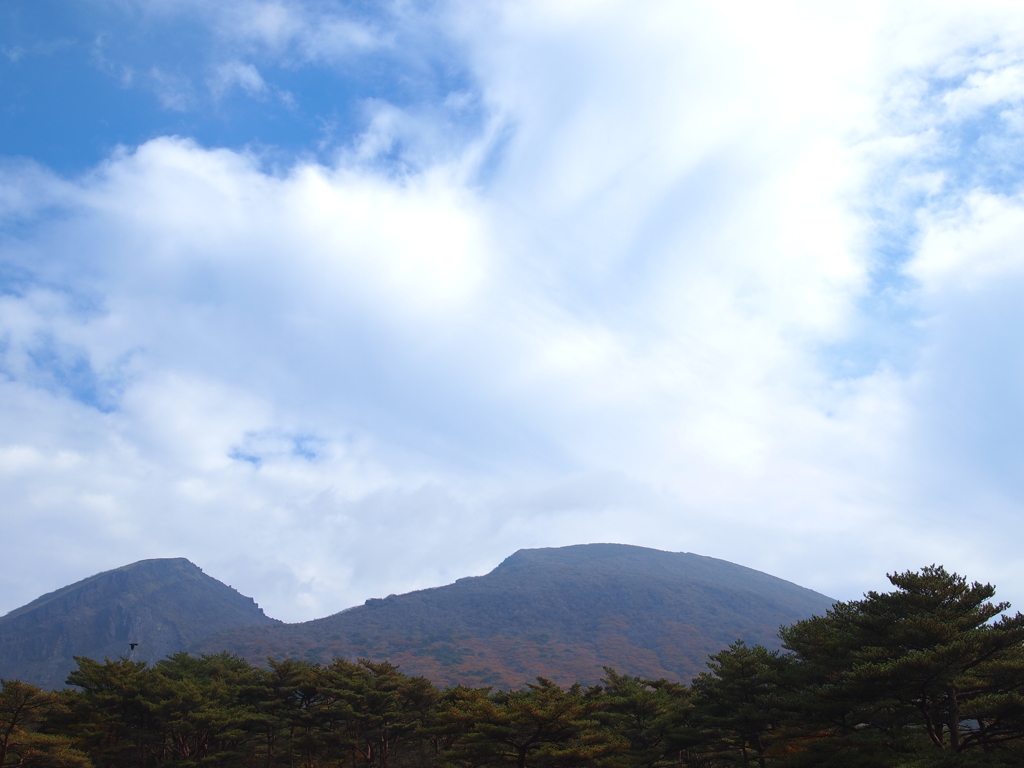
top-left (2, 546), bottom-right (834, 690)
top-left (0, 558), bottom-right (278, 688)
top-left (198, 544), bottom-right (835, 687)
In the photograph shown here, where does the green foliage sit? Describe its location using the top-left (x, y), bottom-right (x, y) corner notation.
top-left (438, 678), bottom-right (622, 768)
top-left (780, 565), bottom-right (1024, 764)
top-left (597, 669), bottom-right (694, 768)
top-left (149, 652), bottom-right (257, 767)
top-left (4, 564), bottom-right (1024, 768)
top-left (64, 657), bottom-right (155, 768)
top-left (689, 642), bottom-right (791, 768)
top-left (0, 679), bottom-right (89, 768)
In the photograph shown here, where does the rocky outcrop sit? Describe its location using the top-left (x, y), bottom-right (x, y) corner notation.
top-left (0, 558), bottom-right (278, 689)
top-left (3, 546), bottom-right (835, 691)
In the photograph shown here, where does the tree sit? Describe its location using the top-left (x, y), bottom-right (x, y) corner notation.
top-left (0, 679), bottom-right (89, 768)
top-left (598, 669), bottom-right (695, 768)
top-left (689, 642), bottom-right (790, 768)
top-left (249, 658), bottom-right (331, 768)
top-left (780, 566), bottom-right (1024, 763)
top-left (317, 659), bottom-right (436, 768)
top-left (65, 657), bottom-right (155, 768)
top-left (440, 678), bottom-right (621, 768)
top-left (148, 652), bottom-right (256, 767)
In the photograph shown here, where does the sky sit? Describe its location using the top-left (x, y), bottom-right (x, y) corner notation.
top-left (3, 0), bottom-right (1024, 623)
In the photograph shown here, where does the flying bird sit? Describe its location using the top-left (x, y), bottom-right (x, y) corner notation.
top-left (129, 643), bottom-right (138, 650)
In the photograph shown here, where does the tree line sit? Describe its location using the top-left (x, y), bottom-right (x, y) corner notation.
top-left (4, 566), bottom-right (1024, 768)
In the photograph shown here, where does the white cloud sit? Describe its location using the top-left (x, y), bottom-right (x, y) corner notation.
top-left (119, 0), bottom-right (384, 62)
top-left (6, 0), bottom-right (1024, 621)
top-left (1, 45), bottom-right (24, 63)
top-left (911, 190), bottom-right (1024, 291)
top-left (148, 67), bottom-right (193, 111)
top-left (209, 60), bottom-right (268, 98)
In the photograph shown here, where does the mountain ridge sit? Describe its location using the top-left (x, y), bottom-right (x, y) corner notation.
top-left (0, 557), bottom-right (278, 689)
top-left (196, 544), bottom-right (834, 687)
top-left (1, 545), bottom-right (834, 690)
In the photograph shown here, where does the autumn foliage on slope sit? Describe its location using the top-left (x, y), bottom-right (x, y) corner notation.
top-left (198, 545), bottom-right (835, 688)
top-left (5, 566), bottom-right (1024, 767)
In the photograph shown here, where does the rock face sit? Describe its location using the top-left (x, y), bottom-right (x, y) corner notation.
top-left (197, 544), bottom-right (835, 688)
top-left (0, 558), bottom-right (278, 689)
top-left (2, 546), bottom-right (835, 691)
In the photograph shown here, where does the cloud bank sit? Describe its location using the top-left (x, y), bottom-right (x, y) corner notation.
top-left (3, 0), bottom-right (1024, 621)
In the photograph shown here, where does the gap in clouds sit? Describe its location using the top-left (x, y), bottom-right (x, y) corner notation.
top-left (0, 0), bottom-right (486, 174)
top-left (5, 1), bottom-right (1024, 624)
top-left (823, 31), bottom-right (1024, 383)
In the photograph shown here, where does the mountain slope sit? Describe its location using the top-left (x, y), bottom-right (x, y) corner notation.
top-left (198, 544), bottom-right (834, 687)
top-left (0, 558), bottom-right (278, 689)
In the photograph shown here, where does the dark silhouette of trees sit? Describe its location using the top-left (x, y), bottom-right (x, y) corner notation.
top-left (597, 669), bottom-right (693, 768)
top-left (689, 642), bottom-right (790, 768)
top-left (0, 679), bottom-right (89, 768)
top-left (438, 678), bottom-right (621, 768)
top-left (5, 565), bottom-right (1024, 768)
top-left (780, 565), bottom-right (1024, 765)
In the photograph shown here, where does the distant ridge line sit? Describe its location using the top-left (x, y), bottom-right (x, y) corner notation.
top-left (0, 544), bottom-right (834, 690)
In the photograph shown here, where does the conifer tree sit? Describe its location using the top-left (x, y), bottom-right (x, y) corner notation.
top-left (65, 657), bottom-right (155, 768)
top-left (780, 566), bottom-right (1024, 763)
top-left (597, 669), bottom-right (695, 768)
top-left (149, 652), bottom-right (256, 766)
top-left (440, 678), bottom-right (621, 768)
top-left (689, 641), bottom-right (789, 768)
top-left (0, 679), bottom-right (90, 768)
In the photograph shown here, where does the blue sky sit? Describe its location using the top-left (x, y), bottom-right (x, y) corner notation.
top-left (4, 0), bottom-right (1024, 622)
top-left (0, 1), bottom-right (476, 173)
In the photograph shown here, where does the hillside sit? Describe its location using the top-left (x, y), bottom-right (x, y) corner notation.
top-left (0, 558), bottom-right (278, 689)
top-left (197, 544), bottom-right (834, 687)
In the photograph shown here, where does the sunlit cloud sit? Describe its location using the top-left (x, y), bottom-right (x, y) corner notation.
top-left (3, 0), bottom-right (1024, 622)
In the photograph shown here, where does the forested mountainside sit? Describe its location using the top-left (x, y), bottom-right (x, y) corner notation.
top-left (197, 544), bottom-right (835, 687)
top-left (0, 545), bottom-right (833, 690)
top-left (0, 558), bottom-right (277, 689)
top-left (6, 566), bottom-right (1024, 767)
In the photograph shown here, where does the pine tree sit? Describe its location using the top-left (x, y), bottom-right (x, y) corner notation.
top-left (780, 566), bottom-right (1024, 763)
top-left (1, 679), bottom-right (90, 768)
top-left (689, 641), bottom-right (790, 768)
top-left (597, 669), bottom-right (695, 768)
top-left (439, 678), bottom-right (622, 768)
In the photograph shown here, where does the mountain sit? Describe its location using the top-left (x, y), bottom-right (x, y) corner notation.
top-left (1, 546), bottom-right (835, 691)
top-left (0, 558), bottom-right (278, 689)
top-left (197, 544), bottom-right (835, 687)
